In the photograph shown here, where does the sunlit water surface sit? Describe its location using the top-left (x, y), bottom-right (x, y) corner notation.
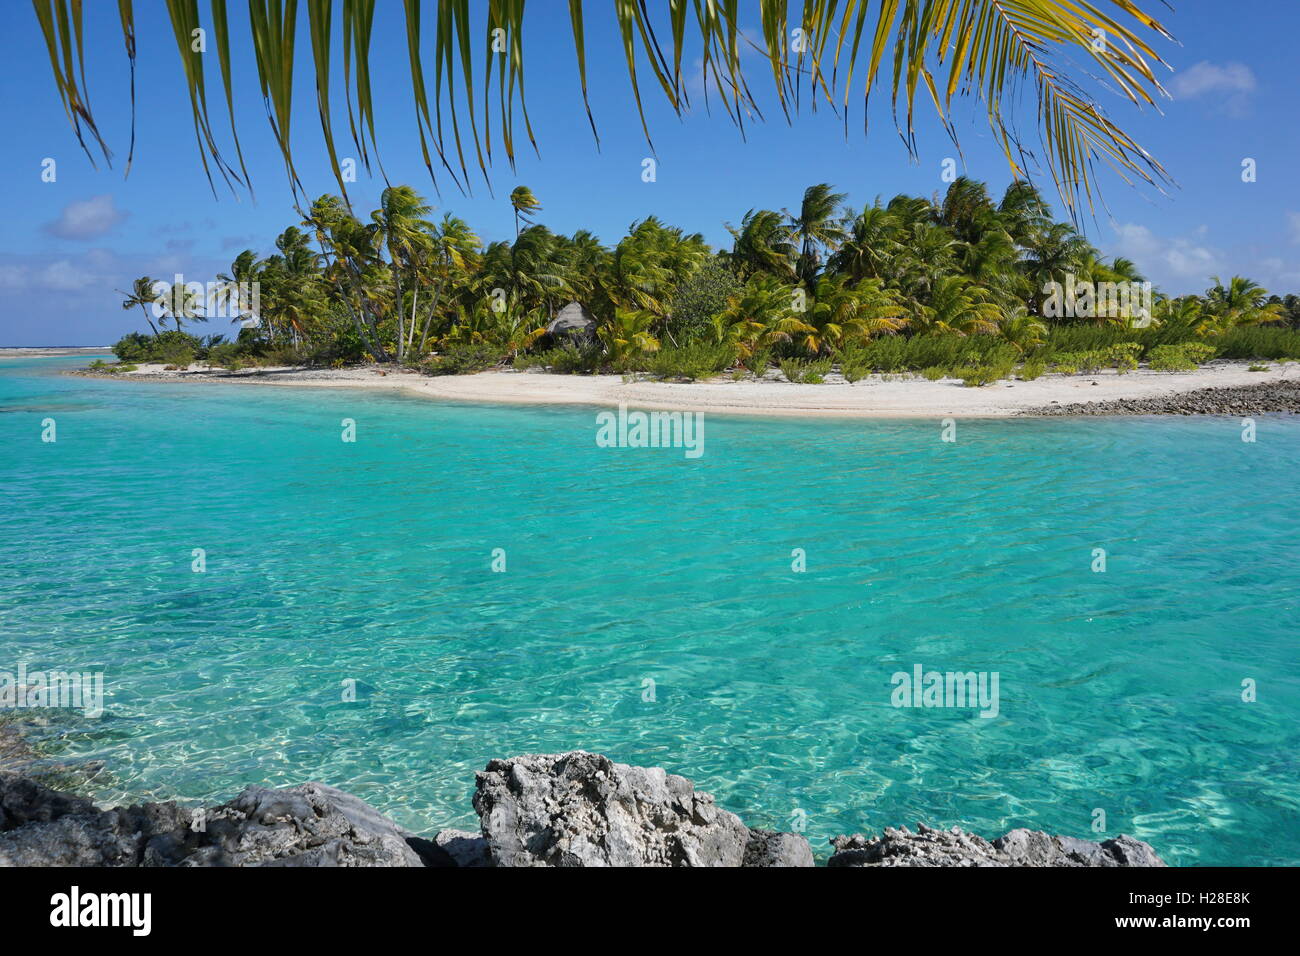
top-left (2, 354), bottom-right (1297, 864)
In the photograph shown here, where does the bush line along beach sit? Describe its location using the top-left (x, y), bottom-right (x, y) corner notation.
top-left (91, 179), bottom-right (1300, 414)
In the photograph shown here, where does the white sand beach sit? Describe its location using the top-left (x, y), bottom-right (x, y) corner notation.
top-left (83, 359), bottom-right (1298, 418)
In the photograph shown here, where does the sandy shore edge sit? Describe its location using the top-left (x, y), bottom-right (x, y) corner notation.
top-left (66, 358), bottom-right (1300, 419)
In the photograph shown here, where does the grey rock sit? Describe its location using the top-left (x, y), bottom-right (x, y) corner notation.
top-left (0, 774), bottom-right (191, 866)
top-left (1024, 380), bottom-right (1300, 417)
top-left (828, 823), bottom-right (1165, 867)
top-left (3, 759), bottom-right (1170, 868)
top-left (994, 828), bottom-right (1166, 867)
top-left (0, 771), bottom-right (98, 830)
top-left (181, 782), bottom-right (424, 867)
top-left (473, 751), bottom-right (754, 867)
top-left (744, 828), bottom-right (815, 867)
top-left (0, 772), bottom-right (422, 867)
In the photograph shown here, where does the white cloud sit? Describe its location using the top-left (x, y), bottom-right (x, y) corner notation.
top-left (0, 260), bottom-right (92, 291)
top-left (1288, 211), bottom-right (1300, 245)
top-left (1169, 61), bottom-right (1256, 99)
top-left (1109, 222), bottom-right (1300, 295)
top-left (42, 194), bottom-right (129, 240)
top-left (1111, 223), bottom-right (1220, 286)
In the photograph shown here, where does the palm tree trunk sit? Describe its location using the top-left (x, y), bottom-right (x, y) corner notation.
top-left (392, 264), bottom-right (405, 362)
top-left (137, 303), bottom-right (159, 337)
top-left (417, 277), bottom-right (447, 353)
top-left (407, 286), bottom-right (419, 350)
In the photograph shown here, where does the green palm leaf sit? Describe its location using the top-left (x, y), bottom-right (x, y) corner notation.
top-left (34, 0), bottom-right (1174, 214)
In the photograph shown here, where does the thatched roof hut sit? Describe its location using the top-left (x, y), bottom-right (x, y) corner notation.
top-left (545, 301), bottom-right (597, 340)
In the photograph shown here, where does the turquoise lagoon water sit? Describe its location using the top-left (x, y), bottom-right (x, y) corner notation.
top-left (2, 354), bottom-right (1297, 865)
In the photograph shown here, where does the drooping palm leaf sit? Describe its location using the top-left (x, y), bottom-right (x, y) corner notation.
top-left (33, 0), bottom-right (1174, 216)
top-left (116, 0), bottom-right (137, 175)
top-left (247, 0), bottom-right (303, 198)
top-left (341, 0), bottom-right (380, 176)
top-left (207, 1), bottom-right (254, 196)
top-left (33, 0), bottom-right (109, 166)
top-left (164, 0), bottom-right (243, 198)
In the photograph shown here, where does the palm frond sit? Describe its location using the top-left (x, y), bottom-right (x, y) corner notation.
top-left (35, 0), bottom-right (1173, 215)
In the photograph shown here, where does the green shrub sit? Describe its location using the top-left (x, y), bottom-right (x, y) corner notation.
top-left (746, 347), bottom-right (773, 377)
top-left (546, 343), bottom-right (603, 374)
top-left (206, 343), bottom-right (243, 369)
top-left (667, 260), bottom-right (739, 343)
top-left (1108, 342), bottom-right (1142, 373)
top-left (1148, 342), bottom-right (1217, 371)
top-left (1147, 345), bottom-right (1194, 371)
top-left (648, 342), bottom-right (735, 381)
top-left (838, 347), bottom-right (871, 383)
top-left (157, 345), bottom-right (195, 367)
top-left (959, 366), bottom-right (1000, 387)
top-left (426, 343), bottom-right (502, 375)
top-left (111, 330), bottom-right (203, 364)
top-left (1214, 327), bottom-right (1300, 360)
top-left (1019, 360), bottom-right (1045, 380)
top-left (1049, 349), bottom-right (1109, 373)
top-left (1249, 364), bottom-right (1269, 372)
top-left (511, 351), bottom-right (548, 370)
top-left (779, 357), bottom-right (832, 383)
top-left (256, 345), bottom-right (305, 367)
top-left (111, 332), bottom-right (153, 362)
top-left (921, 366), bottom-right (947, 381)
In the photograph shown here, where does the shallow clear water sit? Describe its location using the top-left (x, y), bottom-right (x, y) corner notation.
top-left (2, 354), bottom-right (1297, 865)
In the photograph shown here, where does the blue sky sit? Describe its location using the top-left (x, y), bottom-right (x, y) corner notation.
top-left (2, 1), bottom-right (1298, 345)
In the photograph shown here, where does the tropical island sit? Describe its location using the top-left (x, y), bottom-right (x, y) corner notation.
top-left (90, 178), bottom-right (1300, 416)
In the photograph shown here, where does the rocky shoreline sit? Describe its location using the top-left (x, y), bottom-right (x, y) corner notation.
top-left (0, 750), bottom-right (1165, 867)
top-left (1024, 379), bottom-right (1300, 416)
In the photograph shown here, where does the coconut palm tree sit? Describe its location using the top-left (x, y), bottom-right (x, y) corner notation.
top-left (725, 210), bottom-right (798, 282)
top-left (597, 309), bottom-right (660, 368)
top-left (917, 276), bottom-right (1001, 336)
top-left (414, 214), bottom-right (482, 353)
top-left (481, 225), bottom-right (573, 321)
top-left (150, 280), bottom-right (206, 337)
top-left (713, 275), bottom-right (815, 358)
top-left (828, 205), bottom-right (903, 282)
top-left (1021, 222), bottom-right (1094, 315)
top-left (556, 230), bottom-right (609, 305)
top-left (117, 276), bottom-right (162, 337)
top-left (213, 250), bottom-right (264, 332)
top-left (799, 276), bottom-right (905, 354)
top-left (39, 3), bottom-right (1175, 218)
top-left (304, 194), bottom-right (388, 360)
top-left (997, 309), bottom-right (1049, 354)
top-left (785, 184), bottom-right (848, 285)
top-left (1205, 276), bottom-right (1284, 329)
top-left (509, 186), bottom-right (542, 240)
top-left (997, 181), bottom-right (1052, 247)
top-left (371, 186), bottom-right (434, 360)
top-left (937, 177), bottom-right (997, 245)
top-left (601, 218), bottom-right (709, 323)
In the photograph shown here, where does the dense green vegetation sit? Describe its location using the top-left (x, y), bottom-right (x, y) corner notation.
top-left (112, 178), bottom-right (1300, 385)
